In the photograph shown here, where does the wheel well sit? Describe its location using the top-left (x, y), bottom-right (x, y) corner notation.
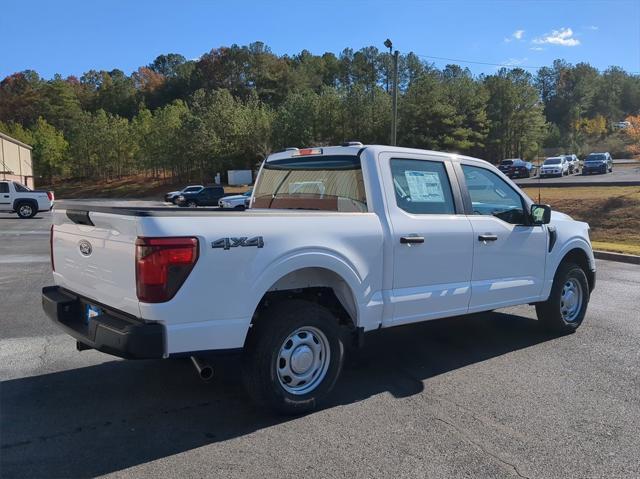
top-left (13, 198), bottom-right (37, 210)
top-left (560, 248), bottom-right (595, 292)
top-left (251, 268), bottom-right (358, 332)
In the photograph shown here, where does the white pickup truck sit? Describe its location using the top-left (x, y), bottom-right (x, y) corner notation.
top-left (43, 145), bottom-right (595, 413)
top-left (0, 180), bottom-right (54, 218)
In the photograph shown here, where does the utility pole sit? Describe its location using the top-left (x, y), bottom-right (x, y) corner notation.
top-left (391, 49), bottom-right (399, 146)
top-left (384, 39), bottom-right (399, 146)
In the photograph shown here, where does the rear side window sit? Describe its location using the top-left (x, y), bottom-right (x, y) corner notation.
top-left (0, 182), bottom-right (8, 193)
top-left (390, 159), bottom-right (455, 214)
top-left (13, 182), bottom-right (30, 192)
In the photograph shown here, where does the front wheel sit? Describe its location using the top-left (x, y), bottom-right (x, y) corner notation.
top-left (187, 201), bottom-right (197, 208)
top-left (242, 299), bottom-right (345, 415)
top-left (535, 262), bottom-right (590, 333)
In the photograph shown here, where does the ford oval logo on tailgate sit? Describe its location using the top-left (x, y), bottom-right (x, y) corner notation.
top-left (78, 240), bottom-right (93, 257)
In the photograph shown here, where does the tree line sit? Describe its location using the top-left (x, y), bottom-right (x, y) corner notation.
top-left (1, 42), bottom-right (639, 183)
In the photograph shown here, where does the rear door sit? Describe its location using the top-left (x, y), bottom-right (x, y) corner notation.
top-left (457, 162), bottom-right (547, 311)
top-left (379, 152), bottom-right (474, 327)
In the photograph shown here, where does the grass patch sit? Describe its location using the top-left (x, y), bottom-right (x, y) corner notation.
top-left (590, 241), bottom-right (640, 256)
top-left (522, 186), bottom-right (640, 255)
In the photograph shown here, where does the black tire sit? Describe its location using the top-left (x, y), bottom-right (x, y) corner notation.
top-left (242, 299), bottom-right (345, 415)
top-left (535, 262), bottom-right (590, 333)
top-left (16, 202), bottom-right (37, 219)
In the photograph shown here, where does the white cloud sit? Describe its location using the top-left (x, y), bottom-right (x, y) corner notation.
top-left (530, 46), bottom-right (544, 51)
top-left (533, 27), bottom-right (580, 46)
top-left (504, 29), bottom-right (525, 42)
top-left (587, 25), bottom-right (599, 30)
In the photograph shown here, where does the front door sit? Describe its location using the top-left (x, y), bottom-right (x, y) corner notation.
top-left (0, 182), bottom-right (10, 211)
top-left (459, 163), bottom-right (547, 311)
top-left (380, 154), bottom-right (474, 327)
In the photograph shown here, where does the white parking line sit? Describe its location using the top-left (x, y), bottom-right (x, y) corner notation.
top-left (0, 255), bottom-right (50, 264)
top-left (0, 231), bottom-right (49, 235)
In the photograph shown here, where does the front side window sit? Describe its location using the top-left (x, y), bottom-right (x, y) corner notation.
top-left (253, 155), bottom-right (367, 212)
top-left (390, 159), bottom-right (455, 214)
top-left (462, 165), bottom-right (526, 224)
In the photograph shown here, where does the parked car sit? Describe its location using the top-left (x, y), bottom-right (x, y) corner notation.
top-left (613, 121), bottom-right (630, 130)
top-left (539, 157), bottom-right (569, 177)
top-left (218, 189), bottom-right (253, 209)
top-left (43, 144), bottom-right (595, 414)
top-left (582, 152), bottom-right (613, 175)
top-left (175, 186), bottom-right (225, 207)
top-left (498, 159), bottom-right (536, 178)
top-left (164, 185), bottom-right (204, 204)
top-left (0, 180), bottom-right (54, 218)
top-left (564, 154), bottom-right (579, 174)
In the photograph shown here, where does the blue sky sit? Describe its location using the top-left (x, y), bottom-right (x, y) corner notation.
top-left (3, 0), bottom-right (639, 79)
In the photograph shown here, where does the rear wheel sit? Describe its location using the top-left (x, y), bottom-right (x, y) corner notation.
top-left (16, 202), bottom-right (36, 219)
top-left (242, 299), bottom-right (345, 415)
top-left (536, 262), bottom-right (589, 333)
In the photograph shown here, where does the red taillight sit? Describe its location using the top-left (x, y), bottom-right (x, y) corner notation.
top-left (47, 191), bottom-right (54, 201)
top-left (135, 237), bottom-right (199, 303)
top-left (50, 225), bottom-right (55, 271)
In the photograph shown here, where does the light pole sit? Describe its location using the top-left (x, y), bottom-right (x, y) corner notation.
top-left (384, 39), bottom-right (399, 146)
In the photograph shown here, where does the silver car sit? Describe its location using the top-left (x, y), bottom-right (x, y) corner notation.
top-left (218, 189), bottom-right (253, 209)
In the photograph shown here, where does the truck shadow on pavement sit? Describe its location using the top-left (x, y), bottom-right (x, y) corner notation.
top-left (1, 311), bottom-right (561, 478)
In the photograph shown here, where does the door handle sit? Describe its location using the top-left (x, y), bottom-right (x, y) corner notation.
top-left (3, 195), bottom-right (8, 198)
top-left (478, 234), bottom-right (498, 242)
top-left (400, 235), bottom-right (425, 244)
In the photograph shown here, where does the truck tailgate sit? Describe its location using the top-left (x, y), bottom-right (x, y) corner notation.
top-left (52, 209), bottom-right (140, 317)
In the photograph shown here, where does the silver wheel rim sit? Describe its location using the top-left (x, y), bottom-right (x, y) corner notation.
top-left (188, 202), bottom-right (196, 207)
top-left (276, 326), bottom-right (330, 395)
top-left (19, 205), bottom-right (33, 217)
top-left (561, 278), bottom-right (583, 322)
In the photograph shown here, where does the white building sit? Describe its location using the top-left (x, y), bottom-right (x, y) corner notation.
top-left (0, 132), bottom-right (34, 188)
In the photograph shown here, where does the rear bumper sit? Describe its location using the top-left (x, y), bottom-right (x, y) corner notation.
top-left (42, 286), bottom-right (165, 359)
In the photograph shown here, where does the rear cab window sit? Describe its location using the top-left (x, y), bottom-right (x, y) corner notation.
top-left (253, 155), bottom-right (367, 212)
top-left (0, 182), bottom-right (9, 193)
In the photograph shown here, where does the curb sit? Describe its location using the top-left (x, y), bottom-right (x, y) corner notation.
top-left (594, 250), bottom-right (640, 265)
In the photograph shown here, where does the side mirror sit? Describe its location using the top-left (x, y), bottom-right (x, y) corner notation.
top-left (530, 204), bottom-right (551, 225)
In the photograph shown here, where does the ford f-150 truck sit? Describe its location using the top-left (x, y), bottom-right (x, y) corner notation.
top-left (1, 180), bottom-right (54, 218)
top-left (43, 145), bottom-right (595, 414)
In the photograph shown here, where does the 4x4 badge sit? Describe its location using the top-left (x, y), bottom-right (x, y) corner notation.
top-left (212, 236), bottom-right (264, 250)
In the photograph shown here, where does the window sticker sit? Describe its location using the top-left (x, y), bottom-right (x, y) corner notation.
top-left (405, 170), bottom-right (445, 203)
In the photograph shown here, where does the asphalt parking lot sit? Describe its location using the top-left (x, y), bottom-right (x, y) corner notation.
top-left (515, 163), bottom-right (640, 186)
top-left (1, 211), bottom-right (640, 478)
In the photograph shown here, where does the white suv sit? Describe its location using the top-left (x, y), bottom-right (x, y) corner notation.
top-left (540, 157), bottom-right (569, 177)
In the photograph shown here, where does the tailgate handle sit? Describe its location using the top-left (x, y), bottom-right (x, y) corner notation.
top-left (400, 235), bottom-right (425, 244)
top-left (66, 209), bottom-right (95, 226)
top-left (478, 234), bottom-right (498, 242)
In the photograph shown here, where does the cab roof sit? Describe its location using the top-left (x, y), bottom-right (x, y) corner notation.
top-left (266, 144), bottom-right (488, 165)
